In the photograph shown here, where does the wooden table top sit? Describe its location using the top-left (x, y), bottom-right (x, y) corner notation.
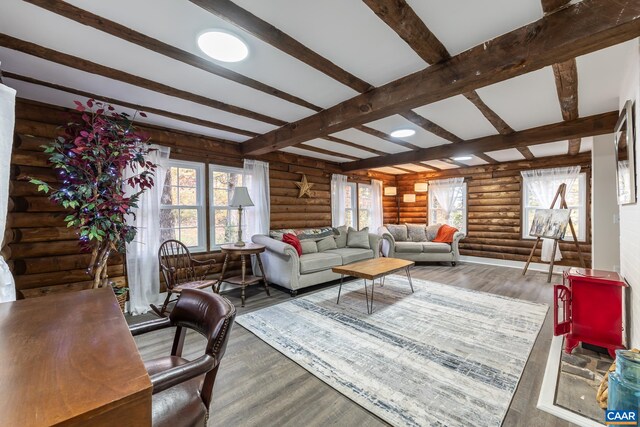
top-left (220, 242), bottom-right (265, 254)
top-left (332, 257), bottom-right (414, 280)
top-left (0, 288), bottom-right (152, 426)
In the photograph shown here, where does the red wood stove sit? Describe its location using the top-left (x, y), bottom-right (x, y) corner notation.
top-left (554, 268), bottom-right (627, 358)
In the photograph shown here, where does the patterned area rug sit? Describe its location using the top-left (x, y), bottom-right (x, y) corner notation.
top-left (237, 275), bottom-right (548, 427)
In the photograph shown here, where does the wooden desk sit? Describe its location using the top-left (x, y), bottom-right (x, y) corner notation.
top-left (0, 288), bottom-right (152, 426)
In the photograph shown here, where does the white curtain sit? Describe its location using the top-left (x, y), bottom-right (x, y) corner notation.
top-left (0, 83), bottom-right (16, 303)
top-left (331, 174), bottom-right (347, 227)
top-left (126, 145), bottom-right (170, 315)
top-left (429, 177), bottom-right (464, 222)
top-left (243, 159), bottom-right (270, 274)
top-left (521, 166), bottom-right (581, 262)
top-left (371, 179), bottom-right (383, 232)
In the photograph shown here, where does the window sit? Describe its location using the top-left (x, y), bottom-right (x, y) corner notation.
top-left (522, 173), bottom-right (587, 241)
top-left (160, 160), bottom-right (206, 252)
top-left (210, 165), bottom-right (245, 248)
top-left (428, 183), bottom-right (467, 232)
top-left (358, 184), bottom-right (372, 230)
top-left (345, 182), bottom-right (357, 229)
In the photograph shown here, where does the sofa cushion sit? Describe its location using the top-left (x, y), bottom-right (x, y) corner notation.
top-left (406, 223), bottom-right (427, 242)
top-left (299, 252), bottom-right (343, 274)
top-left (394, 242), bottom-right (424, 253)
top-left (300, 240), bottom-right (318, 254)
top-left (317, 236), bottom-right (338, 252)
top-left (333, 225), bottom-right (348, 248)
top-left (422, 242), bottom-right (452, 253)
top-left (326, 248), bottom-right (374, 265)
top-left (386, 224), bottom-right (407, 242)
top-left (426, 223), bottom-right (442, 241)
top-left (282, 233), bottom-right (302, 256)
top-left (347, 227), bottom-right (370, 249)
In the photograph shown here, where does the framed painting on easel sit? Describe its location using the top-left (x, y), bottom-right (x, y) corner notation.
top-left (529, 209), bottom-right (571, 240)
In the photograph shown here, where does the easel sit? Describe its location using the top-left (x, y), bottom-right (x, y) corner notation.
top-left (522, 183), bottom-right (586, 282)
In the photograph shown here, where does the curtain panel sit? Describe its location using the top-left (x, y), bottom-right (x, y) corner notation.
top-left (521, 166), bottom-right (581, 262)
top-left (0, 83), bottom-right (16, 303)
top-left (428, 177), bottom-right (465, 224)
top-left (331, 174), bottom-right (348, 227)
top-left (371, 179), bottom-right (383, 233)
top-left (243, 159), bottom-right (270, 274)
top-left (126, 145), bottom-right (171, 315)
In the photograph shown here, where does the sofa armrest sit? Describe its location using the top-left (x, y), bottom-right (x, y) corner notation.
top-left (450, 232), bottom-right (466, 259)
top-left (252, 234), bottom-right (299, 259)
top-left (378, 226), bottom-right (395, 258)
top-left (368, 233), bottom-right (381, 258)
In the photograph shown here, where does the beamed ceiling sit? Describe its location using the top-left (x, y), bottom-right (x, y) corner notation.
top-left (1, 0), bottom-right (639, 173)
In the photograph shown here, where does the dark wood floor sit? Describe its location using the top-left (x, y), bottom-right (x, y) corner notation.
top-left (132, 263), bottom-right (576, 427)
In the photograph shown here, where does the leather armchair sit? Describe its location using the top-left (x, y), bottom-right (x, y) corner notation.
top-left (130, 289), bottom-right (236, 427)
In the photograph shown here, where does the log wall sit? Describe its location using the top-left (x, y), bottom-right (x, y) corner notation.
top-left (391, 154), bottom-right (593, 267)
top-left (5, 100), bottom-right (393, 297)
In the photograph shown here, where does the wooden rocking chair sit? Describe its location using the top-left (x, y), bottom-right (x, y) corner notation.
top-left (151, 239), bottom-right (217, 317)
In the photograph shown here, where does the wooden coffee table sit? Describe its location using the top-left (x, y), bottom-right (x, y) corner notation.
top-left (332, 257), bottom-right (415, 314)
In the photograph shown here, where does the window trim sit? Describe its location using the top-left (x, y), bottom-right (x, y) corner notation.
top-left (521, 172), bottom-right (587, 242)
top-left (357, 183), bottom-right (372, 230)
top-left (345, 182), bottom-right (357, 229)
top-left (161, 159), bottom-right (207, 253)
top-left (427, 182), bottom-right (468, 233)
top-left (209, 163), bottom-right (245, 250)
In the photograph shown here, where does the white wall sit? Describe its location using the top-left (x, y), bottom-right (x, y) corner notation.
top-left (618, 38), bottom-right (640, 348)
top-left (591, 134), bottom-right (620, 271)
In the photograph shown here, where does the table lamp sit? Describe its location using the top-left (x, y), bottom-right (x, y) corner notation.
top-left (229, 186), bottom-right (254, 247)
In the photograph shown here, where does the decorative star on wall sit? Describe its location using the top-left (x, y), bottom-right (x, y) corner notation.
top-left (295, 174), bottom-right (314, 198)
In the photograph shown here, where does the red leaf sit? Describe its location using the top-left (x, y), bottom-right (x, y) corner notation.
top-left (86, 99), bottom-right (94, 108)
top-left (139, 112), bottom-right (147, 118)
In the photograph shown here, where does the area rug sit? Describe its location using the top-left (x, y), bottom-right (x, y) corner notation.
top-left (237, 275), bottom-right (548, 427)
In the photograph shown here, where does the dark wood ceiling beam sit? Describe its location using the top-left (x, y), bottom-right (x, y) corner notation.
top-left (541, 0), bottom-right (572, 14)
top-left (568, 139), bottom-right (582, 155)
top-left (518, 147), bottom-right (536, 160)
top-left (321, 135), bottom-right (388, 156)
top-left (475, 153), bottom-right (498, 164)
top-left (242, 0), bottom-right (640, 155)
top-left (390, 166), bottom-right (416, 174)
top-left (462, 91), bottom-right (514, 134)
top-left (4, 72), bottom-right (258, 138)
top-left (414, 162), bottom-right (441, 172)
top-left (399, 110), bottom-right (463, 143)
top-left (188, 0), bottom-right (373, 93)
top-left (24, 0), bottom-right (321, 112)
top-left (442, 158), bottom-right (470, 168)
top-left (341, 111), bottom-right (617, 171)
top-left (0, 34), bottom-right (286, 127)
top-left (355, 126), bottom-right (421, 150)
top-left (295, 144), bottom-right (360, 161)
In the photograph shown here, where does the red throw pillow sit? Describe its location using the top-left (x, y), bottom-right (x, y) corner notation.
top-left (282, 233), bottom-right (302, 256)
top-left (432, 224), bottom-right (458, 243)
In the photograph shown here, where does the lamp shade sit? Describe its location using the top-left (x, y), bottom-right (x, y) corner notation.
top-left (384, 186), bottom-right (397, 196)
top-left (229, 187), bottom-right (254, 207)
top-left (414, 182), bottom-right (428, 192)
top-left (403, 194), bottom-right (416, 203)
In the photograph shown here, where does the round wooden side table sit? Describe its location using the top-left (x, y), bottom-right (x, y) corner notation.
top-left (217, 243), bottom-right (270, 307)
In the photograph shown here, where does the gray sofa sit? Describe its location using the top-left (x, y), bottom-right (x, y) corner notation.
top-left (379, 224), bottom-right (465, 265)
top-left (252, 227), bottom-right (381, 296)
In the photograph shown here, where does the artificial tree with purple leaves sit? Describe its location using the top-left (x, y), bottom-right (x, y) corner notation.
top-left (31, 99), bottom-right (157, 290)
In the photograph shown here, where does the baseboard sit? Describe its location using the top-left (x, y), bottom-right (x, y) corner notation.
top-left (459, 255), bottom-right (567, 275)
top-left (537, 335), bottom-right (605, 427)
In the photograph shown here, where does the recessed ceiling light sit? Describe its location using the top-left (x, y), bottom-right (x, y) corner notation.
top-left (390, 129), bottom-right (416, 138)
top-left (453, 156), bottom-right (473, 161)
top-left (197, 30), bottom-right (248, 62)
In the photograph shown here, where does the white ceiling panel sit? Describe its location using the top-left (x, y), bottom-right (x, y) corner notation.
top-left (365, 114), bottom-right (451, 149)
top-left (407, 0), bottom-right (543, 56)
top-left (422, 160), bottom-right (459, 170)
top-left (63, 0), bottom-right (357, 108)
top-left (455, 155), bottom-right (489, 166)
top-left (395, 163), bottom-right (432, 172)
top-left (9, 78), bottom-right (249, 142)
top-left (484, 148), bottom-right (526, 162)
top-left (580, 137), bottom-right (593, 153)
top-left (330, 129), bottom-right (410, 154)
top-left (528, 141), bottom-right (569, 157)
top-left (233, 0), bottom-right (427, 86)
top-left (0, 0), bottom-right (314, 122)
top-left (301, 139), bottom-right (376, 159)
top-left (476, 67), bottom-right (563, 131)
top-left (0, 47), bottom-right (277, 135)
top-left (280, 146), bottom-right (352, 163)
top-left (577, 41), bottom-right (636, 117)
top-left (372, 167), bottom-right (409, 175)
top-left (412, 95), bottom-right (498, 140)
